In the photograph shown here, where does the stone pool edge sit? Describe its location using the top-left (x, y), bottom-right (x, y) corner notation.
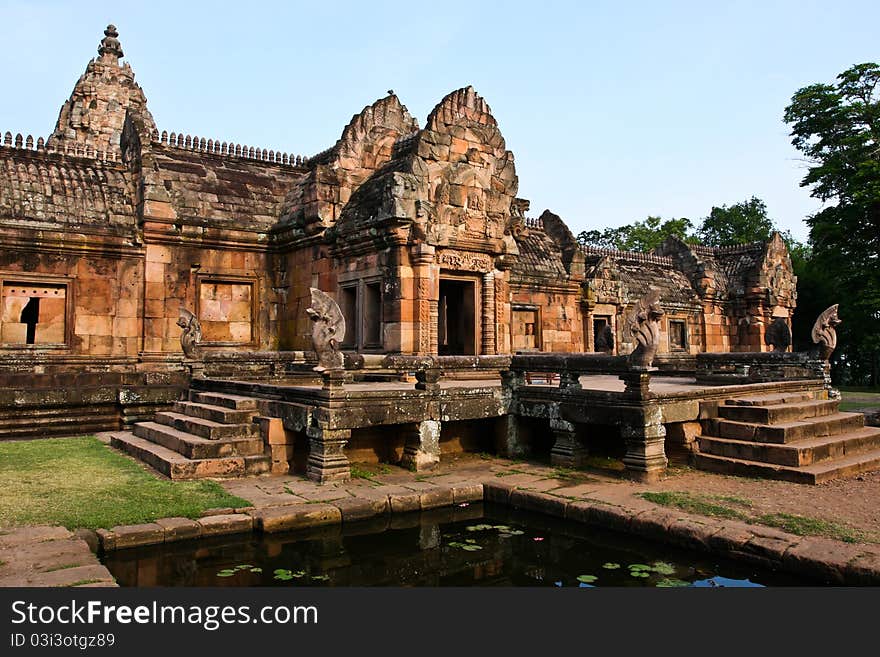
top-left (91, 480), bottom-right (880, 586)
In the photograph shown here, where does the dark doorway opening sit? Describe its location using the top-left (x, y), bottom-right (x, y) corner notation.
top-left (438, 278), bottom-right (476, 355)
top-left (593, 316), bottom-right (613, 353)
top-left (20, 297), bottom-right (40, 345)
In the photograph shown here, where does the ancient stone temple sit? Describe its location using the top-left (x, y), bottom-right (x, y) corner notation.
top-left (8, 26), bottom-right (862, 488)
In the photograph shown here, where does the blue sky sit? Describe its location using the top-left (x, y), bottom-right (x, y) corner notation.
top-left (2, 0), bottom-right (877, 241)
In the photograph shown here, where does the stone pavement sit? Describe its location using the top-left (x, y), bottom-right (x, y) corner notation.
top-left (0, 526), bottom-right (116, 587)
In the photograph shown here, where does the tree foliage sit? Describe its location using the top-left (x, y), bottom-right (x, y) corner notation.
top-left (577, 216), bottom-right (696, 251)
top-left (784, 62), bottom-right (880, 385)
top-left (698, 196), bottom-right (776, 246)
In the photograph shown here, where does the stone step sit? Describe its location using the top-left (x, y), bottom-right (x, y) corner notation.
top-left (698, 426), bottom-right (880, 467)
top-left (133, 422), bottom-right (264, 459)
top-left (109, 432), bottom-right (250, 480)
top-left (715, 412), bottom-right (865, 444)
top-left (154, 411), bottom-right (257, 440)
top-left (717, 399), bottom-right (839, 424)
top-left (189, 390), bottom-right (259, 411)
top-left (694, 447), bottom-right (880, 485)
top-left (173, 400), bottom-right (257, 425)
top-left (724, 391), bottom-right (816, 407)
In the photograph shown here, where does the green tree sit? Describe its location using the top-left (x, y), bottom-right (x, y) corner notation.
top-left (698, 196), bottom-right (776, 246)
top-left (578, 216), bottom-right (697, 251)
top-left (784, 62), bottom-right (880, 386)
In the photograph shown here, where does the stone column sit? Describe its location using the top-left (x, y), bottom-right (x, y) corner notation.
top-left (401, 419), bottom-right (441, 472)
top-left (621, 404), bottom-right (667, 482)
top-left (481, 271), bottom-right (496, 355)
top-left (306, 422), bottom-right (351, 484)
top-left (549, 418), bottom-right (588, 468)
top-left (411, 244), bottom-right (436, 355)
top-left (499, 414), bottom-right (529, 459)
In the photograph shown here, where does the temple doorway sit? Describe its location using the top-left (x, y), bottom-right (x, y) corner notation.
top-left (438, 277), bottom-right (477, 355)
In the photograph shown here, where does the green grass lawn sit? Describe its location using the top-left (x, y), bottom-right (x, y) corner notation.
top-left (839, 388), bottom-right (880, 413)
top-left (0, 436), bottom-right (250, 530)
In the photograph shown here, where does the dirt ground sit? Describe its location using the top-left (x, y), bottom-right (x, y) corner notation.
top-left (637, 462), bottom-right (880, 541)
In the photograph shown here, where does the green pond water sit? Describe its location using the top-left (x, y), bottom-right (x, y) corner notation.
top-left (102, 503), bottom-right (816, 587)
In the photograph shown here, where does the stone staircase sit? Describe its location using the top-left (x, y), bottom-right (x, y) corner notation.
top-left (110, 390), bottom-right (270, 480)
top-left (695, 391), bottom-right (880, 484)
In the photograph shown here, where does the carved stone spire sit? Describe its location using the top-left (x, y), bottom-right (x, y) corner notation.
top-left (47, 23), bottom-right (155, 157)
top-left (98, 24), bottom-right (124, 64)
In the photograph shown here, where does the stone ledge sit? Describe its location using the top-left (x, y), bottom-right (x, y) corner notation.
top-left (249, 504), bottom-right (342, 533)
top-left (197, 514), bottom-right (253, 537)
top-left (155, 517), bottom-right (201, 542)
top-left (86, 476), bottom-right (880, 585)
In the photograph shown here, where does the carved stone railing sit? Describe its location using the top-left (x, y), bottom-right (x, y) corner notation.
top-left (505, 352), bottom-right (653, 398)
top-left (151, 130), bottom-right (308, 167)
top-left (1, 131), bottom-right (121, 162)
top-left (694, 351), bottom-right (826, 385)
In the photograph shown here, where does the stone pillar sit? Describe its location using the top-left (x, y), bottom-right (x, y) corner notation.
top-left (498, 414), bottom-right (530, 459)
top-left (481, 272), bottom-right (496, 355)
top-left (621, 404), bottom-right (667, 482)
top-left (306, 422), bottom-right (351, 484)
top-left (550, 418), bottom-right (588, 468)
top-left (401, 419), bottom-right (441, 472)
top-left (411, 244), bottom-right (436, 355)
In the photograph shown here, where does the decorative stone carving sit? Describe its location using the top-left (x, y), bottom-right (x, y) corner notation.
top-left (812, 304), bottom-right (841, 361)
top-left (764, 316), bottom-right (792, 352)
top-left (306, 288), bottom-right (345, 372)
top-left (437, 249), bottom-right (493, 273)
top-left (177, 308), bottom-right (201, 359)
top-left (627, 287), bottom-right (664, 368)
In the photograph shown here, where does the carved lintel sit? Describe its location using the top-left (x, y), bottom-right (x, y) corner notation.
top-left (811, 304), bottom-right (841, 362)
top-left (177, 307), bottom-right (201, 360)
top-left (306, 288), bottom-right (345, 372)
top-left (627, 287), bottom-right (664, 369)
top-left (437, 249), bottom-right (493, 273)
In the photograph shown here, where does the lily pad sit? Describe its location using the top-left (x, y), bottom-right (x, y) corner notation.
top-left (656, 578), bottom-right (690, 588)
top-left (576, 575), bottom-right (598, 583)
top-left (628, 563), bottom-right (653, 571)
top-left (216, 570), bottom-right (236, 577)
top-left (602, 562), bottom-right (621, 570)
top-left (311, 575), bottom-right (330, 581)
top-left (630, 571), bottom-right (651, 578)
top-left (652, 562), bottom-right (676, 576)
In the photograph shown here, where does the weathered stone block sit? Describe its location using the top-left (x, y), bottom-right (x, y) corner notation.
top-left (155, 517), bottom-right (201, 542)
top-left (197, 513), bottom-right (253, 536)
top-left (250, 504), bottom-right (341, 533)
top-left (451, 482), bottom-right (483, 503)
top-left (419, 487), bottom-right (454, 510)
top-left (509, 490), bottom-right (567, 518)
top-left (333, 497), bottom-right (389, 522)
top-left (107, 523), bottom-right (164, 550)
top-left (389, 492), bottom-right (421, 514)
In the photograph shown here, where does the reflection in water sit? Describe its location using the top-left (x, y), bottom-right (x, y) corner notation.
top-left (103, 504), bottom-right (812, 587)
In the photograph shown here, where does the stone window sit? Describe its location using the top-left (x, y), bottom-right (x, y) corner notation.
top-left (512, 306), bottom-right (541, 351)
top-left (339, 285), bottom-right (358, 348)
top-left (197, 279), bottom-right (254, 344)
top-left (338, 280), bottom-right (383, 351)
top-left (1, 281), bottom-right (68, 345)
top-left (362, 281), bottom-right (382, 348)
top-left (669, 319), bottom-right (688, 351)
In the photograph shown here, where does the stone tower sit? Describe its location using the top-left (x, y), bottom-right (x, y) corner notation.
top-left (47, 24), bottom-right (156, 156)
